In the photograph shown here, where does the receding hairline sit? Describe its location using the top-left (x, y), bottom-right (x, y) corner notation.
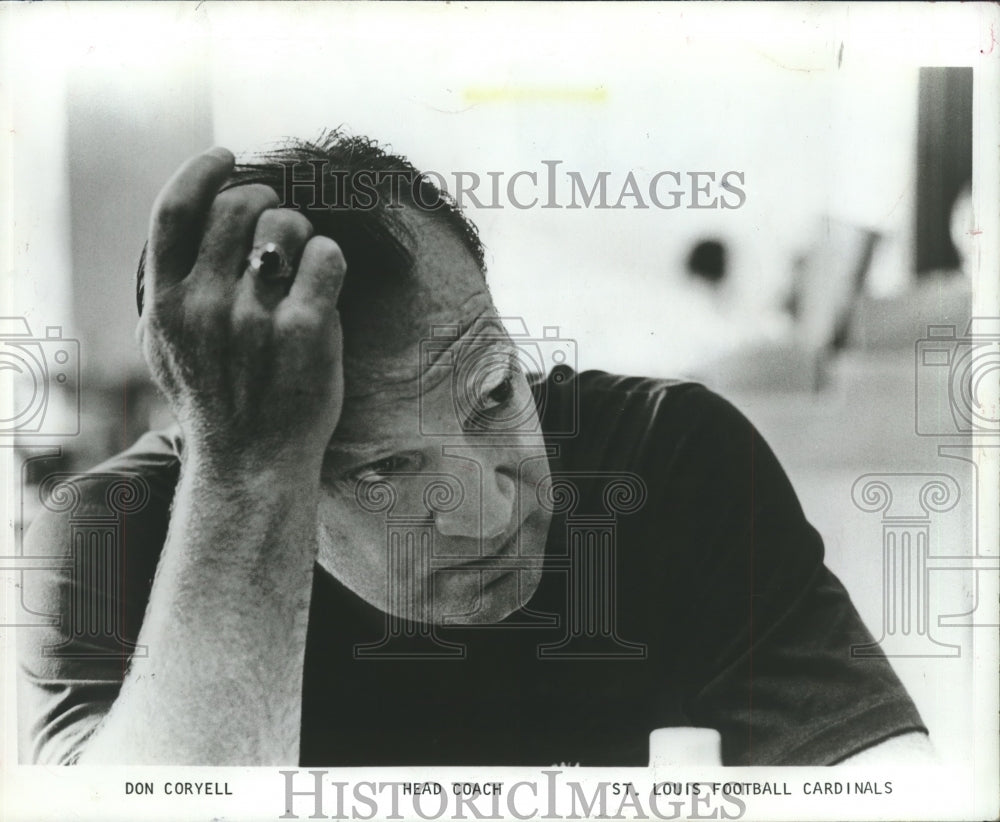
top-left (227, 129), bottom-right (487, 272)
top-left (136, 128), bottom-right (488, 315)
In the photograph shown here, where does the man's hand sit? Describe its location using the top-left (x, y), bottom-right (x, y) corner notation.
top-left (71, 148), bottom-right (345, 765)
top-left (138, 146), bottom-right (346, 472)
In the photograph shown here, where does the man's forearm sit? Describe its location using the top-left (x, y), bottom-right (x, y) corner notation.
top-left (78, 454), bottom-right (321, 765)
top-left (73, 146), bottom-right (346, 764)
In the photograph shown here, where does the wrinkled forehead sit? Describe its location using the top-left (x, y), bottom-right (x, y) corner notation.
top-left (337, 204), bottom-right (490, 362)
top-left (333, 310), bottom-right (513, 444)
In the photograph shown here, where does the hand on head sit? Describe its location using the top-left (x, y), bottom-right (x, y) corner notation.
top-left (138, 147), bottom-right (347, 472)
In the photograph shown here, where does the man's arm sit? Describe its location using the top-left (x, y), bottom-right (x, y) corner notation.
top-left (837, 732), bottom-right (936, 765)
top-left (643, 384), bottom-right (929, 765)
top-left (74, 147), bottom-right (346, 764)
top-left (76, 456), bottom-right (321, 764)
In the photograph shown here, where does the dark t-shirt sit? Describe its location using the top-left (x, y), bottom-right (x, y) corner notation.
top-left (17, 368), bottom-right (926, 766)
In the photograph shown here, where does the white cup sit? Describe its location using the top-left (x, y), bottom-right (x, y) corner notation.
top-left (649, 727), bottom-right (723, 767)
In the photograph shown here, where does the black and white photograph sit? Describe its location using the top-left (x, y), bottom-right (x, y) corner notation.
top-left (1, 3), bottom-right (997, 820)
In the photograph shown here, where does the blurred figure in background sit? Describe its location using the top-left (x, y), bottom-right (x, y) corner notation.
top-left (686, 238), bottom-right (728, 291)
top-left (849, 182), bottom-right (973, 351)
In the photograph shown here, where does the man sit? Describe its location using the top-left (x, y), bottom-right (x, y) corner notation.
top-left (19, 132), bottom-right (931, 766)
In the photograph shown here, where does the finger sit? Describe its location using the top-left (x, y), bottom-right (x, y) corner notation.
top-left (243, 209), bottom-right (315, 308)
top-left (193, 183), bottom-right (281, 289)
top-left (147, 147), bottom-right (234, 297)
top-left (287, 236), bottom-right (347, 310)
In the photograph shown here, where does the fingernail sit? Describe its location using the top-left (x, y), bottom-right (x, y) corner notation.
top-left (205, 146), bottom-right (234, 163)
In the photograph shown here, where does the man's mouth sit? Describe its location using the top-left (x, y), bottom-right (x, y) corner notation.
top-left (437, 520), bottom-right (528, 572)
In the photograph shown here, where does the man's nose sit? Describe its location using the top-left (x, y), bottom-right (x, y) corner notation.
top-left (432, 454), bottom-right (516, 540)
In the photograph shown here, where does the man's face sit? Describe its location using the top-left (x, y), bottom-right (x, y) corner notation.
top-left (316, 210), bottom-right (552, 625)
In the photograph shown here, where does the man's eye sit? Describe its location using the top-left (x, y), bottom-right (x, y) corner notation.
top-left (483, 375), bottom-right (515, 410)
top-left (352, 453), bottom-right (420, 482)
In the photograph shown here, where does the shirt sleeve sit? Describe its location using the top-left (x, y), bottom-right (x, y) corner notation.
top-left (16, 437), bottom-right (176, 764)
top-left (645, 384), bottom-right (928, 765)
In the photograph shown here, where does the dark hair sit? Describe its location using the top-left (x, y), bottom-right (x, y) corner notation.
top-left (136, 128), bottom-right (485, 315)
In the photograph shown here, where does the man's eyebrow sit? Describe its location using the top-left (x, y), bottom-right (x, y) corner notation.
top-left (325, 439), bottom-right (404, 463)
top-left (330, 319), bottom-right (515, 461)
top-left (423, 310), bottom-right (507, 346)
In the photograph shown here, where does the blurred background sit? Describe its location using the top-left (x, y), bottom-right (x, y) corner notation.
top-left (3, 3), bottom-right (995, 769)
